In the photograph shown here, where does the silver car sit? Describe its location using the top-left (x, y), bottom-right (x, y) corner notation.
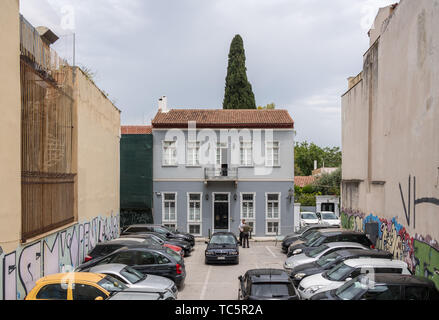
top-left (89, 263), bottom-right (178, 299)
top-left (284, 242), bottom-right (368, 271)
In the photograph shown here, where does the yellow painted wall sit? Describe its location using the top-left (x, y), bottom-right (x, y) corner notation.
top-left (0, 0), bottom-right (21, 253)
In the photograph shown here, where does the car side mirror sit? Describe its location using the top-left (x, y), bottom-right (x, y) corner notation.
top-left (95, 296), bottom-right (104, 301)
top-left (345, 277), bottom-right (352, 282)
top-left (238, 276), bottom-right (243, 281)
top-left (166, 232), bottom-right (171, 237)
top-left (205, 241), bottom-right (209, 244)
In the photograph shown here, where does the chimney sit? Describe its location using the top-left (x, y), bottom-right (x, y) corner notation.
top-left (158, 96), bottom-right (168, 113)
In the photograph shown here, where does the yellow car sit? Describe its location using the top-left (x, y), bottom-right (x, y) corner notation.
top-left (25, 272), bottom-right (168, 300)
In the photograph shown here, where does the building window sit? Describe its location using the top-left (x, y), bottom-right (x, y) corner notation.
top-left (163, 141), bottom-right (177, 166)
top-left (240, 141), bottom-right (253, 166)
top-left (163, 193), bottom-right (177, 225)
top-left (265, 141), bottom-right (280, 167)
top-left (187, 141), bottom-right (200, 166)
top-left (187, 193), bottom-right (202, 235)
top-left (266, 193), bottom-right (281, 235)
top-left (216, 142), bottom-right (227, 166)
top-left (241, 193), bottom-right (256, 233)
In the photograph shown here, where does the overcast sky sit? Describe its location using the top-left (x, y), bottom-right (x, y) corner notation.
top-left (20, 0), bottom-right (398, 147)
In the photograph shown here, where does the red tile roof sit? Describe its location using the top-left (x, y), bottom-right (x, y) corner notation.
top-left (294, 176), bottom-right (316, 187)
top-left (151, 109), bottom-right (294, 129)
top-left (121, 126), bottom-right (152, 134)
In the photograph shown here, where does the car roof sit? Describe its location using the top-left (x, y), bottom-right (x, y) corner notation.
top-left (36, 272), bottom-right (106, 284)
top-left (344, 258), bottom-right (407, 268)
top-left (107, 239), bottom-right (146, 245)
top-left (125, 224), bottom-right (162, 228)
top-left (246, 269), bottom-right (290, 283)
top-left (324, 242), bottom-right (368, 249)
top-left (336, 249), bottom-right (393, 258)
top-left (317, 229), bottom-right (363, 236)
top-left (89, 264), bottom-right (127, 273)
top-left (369, 274), bottom-right (436, 287)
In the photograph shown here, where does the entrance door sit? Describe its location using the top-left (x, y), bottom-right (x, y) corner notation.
top-left (213, 193), bottom-right (229, 230)
top-left (321, 203), bottom-right (335, 212)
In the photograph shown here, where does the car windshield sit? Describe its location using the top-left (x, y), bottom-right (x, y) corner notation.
top-left (322, 213), bottom-right (337, 220)
top-left (301, 213), bottom-right (317, 219)
top-left (306, 245), bottom-right (329, 258)
top-left (326, 263), bottom-right (354, 281)
top-left (335, 276), bottom-right (370, 300)
top-left (251, 283), bottom-right (295, 298)
top-left (210, 235), bottom-right (236, 245)
top-left (306, 234), bottom-right (326, 247)
top-left (120, 266), bottom-right (145, 284)
top-left (98, 275), bottom-right (128, 292)
top-left (316, 252), bottom-right (341, 267)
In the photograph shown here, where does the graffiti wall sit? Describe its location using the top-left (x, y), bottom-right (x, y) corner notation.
top-left (341, 209), bottom-right (439, 290)
top-left (0, 213), bottom-right (119, 300)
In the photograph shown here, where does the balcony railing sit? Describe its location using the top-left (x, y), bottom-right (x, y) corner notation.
top-left (204, 167), bottom-right (238, 181)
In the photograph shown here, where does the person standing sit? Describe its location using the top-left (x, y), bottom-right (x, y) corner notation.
top-left (242, 223), bottom-right (252, 248)
top-left (239, 219), bottom-right (246, 246)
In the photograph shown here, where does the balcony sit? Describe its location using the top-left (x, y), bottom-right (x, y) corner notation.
top-left (204, 166), bottom-right (238, 186)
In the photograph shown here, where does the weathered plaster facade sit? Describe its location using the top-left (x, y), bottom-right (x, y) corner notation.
top-left (341, 0), bottom-right (439, 288)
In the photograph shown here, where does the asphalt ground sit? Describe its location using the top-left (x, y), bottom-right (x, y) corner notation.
top-left (178, 241), bottom-right (286, 300)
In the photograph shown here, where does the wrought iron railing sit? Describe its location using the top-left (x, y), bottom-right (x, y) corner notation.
top-left (204, 167), bottom-right (238, 180)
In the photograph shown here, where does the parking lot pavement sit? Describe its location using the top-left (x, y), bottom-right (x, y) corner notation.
top-left (179, 241), bottom-right (285, 300)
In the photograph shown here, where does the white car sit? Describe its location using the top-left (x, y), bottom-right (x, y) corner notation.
top-left (300, 212), bottom-right (320, 227)
top-left (297, 258), bottom-right (410, 299)
top-left (318, 211), bottom-right (341, 227)
top-left (284, 242), bottom-right (368, 272)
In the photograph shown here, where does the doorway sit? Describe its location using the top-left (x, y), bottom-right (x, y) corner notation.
top-left (213, 193), bottom-right (229, 231)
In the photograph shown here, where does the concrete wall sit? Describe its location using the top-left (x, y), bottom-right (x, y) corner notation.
top-left (0, 0), bottom-right (21, 254)
top-left (341, 0), bottom-right (439, 289)
top-left (75, 68), bottom-right (121, 222)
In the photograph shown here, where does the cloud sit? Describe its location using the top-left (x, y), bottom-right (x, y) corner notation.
top-left (19, 0), bottom-right (398, 148)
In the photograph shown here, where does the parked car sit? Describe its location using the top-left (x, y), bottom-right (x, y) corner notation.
top-left (83, 239), bottom-right (162, 263)
top-left (238, 269), bottom-right (299, 300)
top-left (115, 236), bottom-right (184, 257)
top-left (120, 232), bottom-right (192, 257)
top-left (281, 224), bottom-right (335, 254)
top-left (297, 257), bottom-right (411, 299)
top-left (88, 264), bottom-right (178, 299)
top-left (205, 232), bottom-right (239, 265)
top-left (284, 242), bottom-right (369, 272)
top-left (121, 224), bottom-right (195, 247)
top-left (24, 272), bottom-right (173, 300)
top-left (310, 274), bottom-right (439, 300)
top-left (287, 229), bottom-right (373, 257)
top-left (300, 212), bottom-right (320, 227)
top-left (285, 228), bottom-right (341, 256)
top-left (317, 211), bottom-right (341, 227)
top-left (290, 248), bottom-right (393, 286)
top-left (76, 246), bottom-right (186, 289)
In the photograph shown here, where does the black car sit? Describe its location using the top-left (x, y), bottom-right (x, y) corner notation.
top-left (281, 225), bottom-right (337, 253)
top-left (205, 232), bottom-right (239, 264)
top-left (238, 269), bottom-right (299, 300)
top-left (122, 224), bottom-right (195, 247)
top-left (287, 230), bottom-right (373, 257)
top-left (290, 249), bottom-right (393, 286)
top-left (83, 239), bottom-right (163, 263)
top-left (311, 274), bottom-right (439, 300)
top-left (76, 245), bottom-right (186, 288)
top-left (120, 233), bottom-right (192, 257)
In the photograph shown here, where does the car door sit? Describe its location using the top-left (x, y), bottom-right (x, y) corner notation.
top-left (403, 285), bottom-right (430, 300)
top-left (361, 285), bottom-right (402, 300)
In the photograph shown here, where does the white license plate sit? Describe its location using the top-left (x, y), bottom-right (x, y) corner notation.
top-left (217, 256), bottom-right (226, 260)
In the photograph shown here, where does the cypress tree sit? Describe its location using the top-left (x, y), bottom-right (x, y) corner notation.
top-left (223, 35), bottom-right (256, 109)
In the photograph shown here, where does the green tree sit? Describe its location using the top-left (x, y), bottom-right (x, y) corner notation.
top-left (258, 103), bottom-right (275, 109)
top-left (223, 35), bottom-right (256, 109)
top-left (294, 141), bottom-right (341, 176)
top-left (312, 168), bottom-right (342, 196)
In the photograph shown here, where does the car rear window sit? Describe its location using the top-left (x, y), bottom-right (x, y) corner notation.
top-left (89, 244), bottom-right (122, 257)
top-left (251, 283), bottom-right (295, 298)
